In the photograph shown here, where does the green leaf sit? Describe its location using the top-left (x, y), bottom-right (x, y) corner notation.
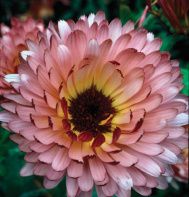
top-left (181, 66), bottom-right (189, 96)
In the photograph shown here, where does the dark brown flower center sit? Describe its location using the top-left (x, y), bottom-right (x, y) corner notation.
top-left (68, 86), bottom-right (116, 136)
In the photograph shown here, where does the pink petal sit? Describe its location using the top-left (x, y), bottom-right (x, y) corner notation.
top-left (142, 38), bottom-right (162, 54)
top-left (129, 150), bottom-right (162, 177)
top-left (105, 164), bottom-right (133, 190)
top-left (24, 152), bottom-right (39, 162)
top-left (109, 34), bottom-right (131, 58)
top-left (127, 31), bottom-right (147, 51)
top-left (66, 30), bottom-right (87, 66)
top-left (30, 141), bottom-right (53, 153)
top-left (89, 157), bottom-right (106, 182)
top-left (66, 176), bottom-right (79, 197)
top-left (68, 141), bottom-right (83, 162)
top-left (56, 44), bottom-right (73, 80)
top-left (37, 66), bottom-right (58, 97)
top-left (140, 132), bottom-right (168, 143)
top-left (47, 168), bottom-right (65, 181)
top-left (98, 39), bottom-right (112, 63)
top-left (95, 147), bottom-right (114, 163)
top-left (33, 163), bottom-right (49, 176)
top-left (38, 145), bottom-right (59, 164)
top-left (116, 188), bottom-right (131, 197)
top-left (165, 127), bottom-right (185, 139)
top-left (20, 163), bottom-right (34, 176)
top-left (109, 18), bottom-right (122, 41)
top-left (113, 77), bottom-right (144, 106)
top-left (43, 178), bottom-right (61, 189)
top-left (101, 143), bottom-right (121, 153)
top-left (94, 11), bottom-right (105, 24)
top-left (78, 166), bottom-right (93, 191)
top-left (134, 186), bottom-right (152, 196)
top-left (58, 20), bottom-right (71, 41)
top-left (102, 178), bottom-right (118, 196)
top-left (129, 142), bottom-right (163, 156)
top-left (127, 168), bottom-right (146, 187)
top-left (117, 130), bottom-right (143, 145)
top-left (67, 161), bottom-right (83, 178)
top-left (138, 51), bottom-right (161, 67)
top-left (145, 174), bottom-right (158, 188)
top-left (34, 129), bottom-right (61, 145)
top-left (1, 102), bottom-right (16, 113)
top-left (110, 151), bottom-right (138, 167)
top-left (97, 24), bottom-right (109, 44)
top-left (130, 94), bottom-right (163, 112)
top-left (122, 20), bottom-right (134, 33)
top-left (16, 105), bottom-right (36, 121)
top-left (167, 113), bottom-right (189, 126)
top-left (85, 39), bottom-right (99, 58)
top-left (158, 147), bottom-right (178, 164)
top-left (96, 186), bottom-right (106, 197)
top-left (52, 148), bottom-right (70, 171)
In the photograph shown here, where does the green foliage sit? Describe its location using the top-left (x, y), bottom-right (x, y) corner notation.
top-left (0, 0), bottom-right (188, 197)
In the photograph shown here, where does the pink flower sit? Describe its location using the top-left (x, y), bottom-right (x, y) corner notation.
top-left (0, 12), bottom-right (188, 196)
top-left (0, 18), bottom-right (44, 94)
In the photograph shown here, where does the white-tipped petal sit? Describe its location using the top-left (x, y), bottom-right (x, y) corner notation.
top-left (21, 50), bottom-right (34, 60)
top-left (147, 32), bottom-right (154, 42)
top-left (88, 13), bottom-right (95, 27)
top-left (4, 74), bottom-right (20, 83)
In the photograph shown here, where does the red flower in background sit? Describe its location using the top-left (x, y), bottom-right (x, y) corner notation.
top-left (0, 12), bottom-right (188, 196)
top-left (173, 147), bottom-right (188, 183)
top-left (172, 125), bottom-right (188, 183)
top-left (0, 18), bottom-right (44, 94)
top-left (147, 0), bottom-right (189, 34)
top-left (26, 0), bottom-right (70, 19)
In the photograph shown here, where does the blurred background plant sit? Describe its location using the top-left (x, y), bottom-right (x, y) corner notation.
top-left (0, 0), bottom-right (188, 196)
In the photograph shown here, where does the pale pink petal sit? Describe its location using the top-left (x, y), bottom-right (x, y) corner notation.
top-left (25, 152), bottom-right (39, 162)
top-left (66, 30), bottom-right (87, 66)
top-left (127, 168), bottom-right (146, 187)
top-left (109, 19), bottom-right (122, 41)
top-left (106, 164), bottom-right (133, 190)
top-left (52, 148), bottom-right (70, 171)
top-left (116, 188), bottom-right (131, 197)
top-left (122, 20), bottom-right (134, 33)
top-left (102, 178), bottom-right (118, 196)
top-left (96, 186), bottom-right (106, 197)
top-left (78, 166), bottom-right (93, 191)
top-left (140, 132), bottom-right (168, 143)
top-left (89, 157), bottom-right (106, 182)
top-left (66, 176), bottom-right (79, 197)
top-left (43, 178), bottom-right (61, 189)
top-left (110, 151), bottom-right (138, 167)
top-left (38, 145), bottom-right (59, 164)
top-left (134, 186), bottom-right (152, 196)
top-left (117, 130), bottom-right (143, 145)
top-left (129, 142), bottom-right (163, 156)
top-left (20, 163), bottom-right (34, 176)
top-left (67, 161), bottom-right (83, 178)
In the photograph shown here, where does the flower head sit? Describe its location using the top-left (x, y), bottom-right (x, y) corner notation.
top-left (0, 12), bottom-right (188, 196)
top-left (0, 18), bottom-right (44, 94)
